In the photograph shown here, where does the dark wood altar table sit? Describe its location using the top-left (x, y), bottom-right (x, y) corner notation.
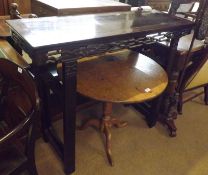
top-left (6, 11), bottom-right (194, 174)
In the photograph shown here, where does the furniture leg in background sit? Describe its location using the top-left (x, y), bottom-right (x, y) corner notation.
top-left (159, 31), bottom-right (181, 137)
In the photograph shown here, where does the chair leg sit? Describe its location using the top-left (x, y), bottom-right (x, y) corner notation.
top-left (204, 85), bottom-right (208, 105)
top-left (177, 93), bottom-right (183, 115)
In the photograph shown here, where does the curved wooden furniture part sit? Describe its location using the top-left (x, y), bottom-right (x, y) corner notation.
top-left (0, 58), bottom-right (40, 175)
top-left (77, 50), bottom-right (168, 165)
top-left (0, 39), bottom-right (30, 68)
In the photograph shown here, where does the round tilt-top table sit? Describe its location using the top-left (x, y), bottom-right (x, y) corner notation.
top-left (77, 50), bottom-right (168, 165)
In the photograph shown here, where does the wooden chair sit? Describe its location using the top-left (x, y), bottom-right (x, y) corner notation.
top-left (150, 0), bottom-right (208, 114)
top-left (0, 39), bottom-right (30, 68)
top-left (174, 1), bottom-right (208, 114)
top-left (177, 45), bottom-right (208, 114)
top-left (160, 0), bottom-right (205, 50)
top-left (0, 58), bottom-right (40, 175)
top-left (168, 0), bottom-right (200, 20)
top-left (176, 1), bottom-right (208, 113)
top-left (168, 0), bottom-right (199, 15)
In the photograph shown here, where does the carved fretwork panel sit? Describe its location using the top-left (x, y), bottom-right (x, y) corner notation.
top-left (11, 27), bottom-right (191, 67)
top-left (44, 29), bottom-right (191, 64)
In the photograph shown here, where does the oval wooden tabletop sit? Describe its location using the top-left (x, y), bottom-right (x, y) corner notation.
top-left (77, 50), bottom-right (168, 103)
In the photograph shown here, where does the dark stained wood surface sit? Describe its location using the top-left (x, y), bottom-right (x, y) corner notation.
top-left (77, 50), bottom-right (168, 103)
top-left (32, 0), bottom-right (131, 16)
top-left (6, 11), bottom-right (194, 49)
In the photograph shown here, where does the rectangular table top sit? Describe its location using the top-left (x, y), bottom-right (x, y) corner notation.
top-left (6, 11), bottom-right (194, 50)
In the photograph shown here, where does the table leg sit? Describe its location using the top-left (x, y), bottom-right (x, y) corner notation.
top-left (29, 65), bottom-right (51, 142)
top-left (62, 56), bottom-right (77, 174)
top-left (160, 31), bottom-right (181, 137)
top-left (78, 102), bottom-right (127, 166)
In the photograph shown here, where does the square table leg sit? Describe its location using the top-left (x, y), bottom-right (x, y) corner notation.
top-left (62, 56), bottom-right (77, 174)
